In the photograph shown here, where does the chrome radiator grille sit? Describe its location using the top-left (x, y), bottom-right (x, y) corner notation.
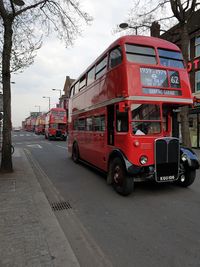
top-left (155, 138), bottom-right (179, 182)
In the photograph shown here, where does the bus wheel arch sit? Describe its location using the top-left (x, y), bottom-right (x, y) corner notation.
top-left (72, 142), bottom-right (80, 163)
top-left (108, 156), bottom-right (134, 196)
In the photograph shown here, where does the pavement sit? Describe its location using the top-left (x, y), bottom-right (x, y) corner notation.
top-left (0, 146), bottom-right (199, 267)
top-left (0, 147), bottom-right (80, 267)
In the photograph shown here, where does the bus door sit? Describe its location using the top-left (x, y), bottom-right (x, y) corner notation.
top-left (107, 105), bottom-right (115, 146)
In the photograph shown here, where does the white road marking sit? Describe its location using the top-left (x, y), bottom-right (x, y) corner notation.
top-left (43, 142), bottom-right (52, 145)
top-left (27, 144), bottom-right (42, 149)
top-left (56, 145), bottom-right (67, 149)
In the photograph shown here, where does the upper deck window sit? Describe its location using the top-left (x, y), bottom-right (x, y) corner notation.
top-left (69, 87), bottom-right (74, 97)
top-left (87, 67), bottom-right (95, 85)
top-left (96, 56), bottom-right (107, 79)
top-left (109, 47), bottom-right (122, 68)
top-left (74, 82), bottom-right (79, 94)
top-left (158, 49), bottom-right (184, 69)
top-left (125, 44), bottom-right (157, 65)
top-left (79, 75), bottom-right (86, 90)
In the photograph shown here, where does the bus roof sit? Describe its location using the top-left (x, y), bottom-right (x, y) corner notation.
top-left (49, 108), bottom-right (66, 112)
top-left (110, 35), bottom-right (180, 51)
top-left (71, 35), bottom-right (182, 88)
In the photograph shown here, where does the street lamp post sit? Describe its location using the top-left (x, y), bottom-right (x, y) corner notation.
top-left (43, 96), bottom-right (51, 111)
top-left (52, 88), bottom-right (62, 98)
top-left (52, 88), bottom-right (62, 108)
top-left (119, 23), bottom-right (138, 34)
top-left (119, 22), bottom-right (153, 35)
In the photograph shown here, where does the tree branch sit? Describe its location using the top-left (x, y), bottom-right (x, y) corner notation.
top-left (138, 0), bottom-right (170, 17)
top-left (9, 0), bottom-right (16, 15)
top-left (183, 0), bottom-right (190, 11)
top-left (187, 0), bottom-right (197, 20)
top-left (15, 0), bottom-right (48, 17)
top-left (0, 0), bottom-right (7, 19)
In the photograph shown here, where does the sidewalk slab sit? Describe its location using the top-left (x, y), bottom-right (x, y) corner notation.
top-left (0, 148), bottom-right (80, 267)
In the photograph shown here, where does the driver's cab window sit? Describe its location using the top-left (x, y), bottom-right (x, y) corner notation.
top-left (131, 104), bottom-right (161, 135)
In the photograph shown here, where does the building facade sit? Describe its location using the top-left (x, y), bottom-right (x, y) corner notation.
top-left (59, 76), bottom-right (75, 116)
top-left (160, 10), bottom-right (200, 148)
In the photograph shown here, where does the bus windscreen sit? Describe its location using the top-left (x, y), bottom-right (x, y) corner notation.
top-left (131, 104), bottom-right (161, 135)
top-left (158, 49), bottom-right (184, 69)
top-left (125, 44), bottom-right (157, 64)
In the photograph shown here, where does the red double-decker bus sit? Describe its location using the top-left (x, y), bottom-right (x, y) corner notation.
top-left (35, 114), bottom-right (46, 135)
top-left (68, 35), bottom-right (199, 196)
top-left (45, 108), bottom-right (67, 140)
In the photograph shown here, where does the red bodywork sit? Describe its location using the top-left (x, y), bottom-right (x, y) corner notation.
top-left (68, 35), bottom-right (193, 172)
top-left (45, 108), bottom-right (67, 140)
top-left (35, 114), bottom-right (46, 135)
top-left (24, 116), bottom-right (36, 132)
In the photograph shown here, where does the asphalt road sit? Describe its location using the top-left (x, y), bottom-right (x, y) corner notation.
top-left (13, 131), bottom-right (200, 267)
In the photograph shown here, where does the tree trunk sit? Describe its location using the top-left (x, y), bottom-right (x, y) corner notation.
top-left (1, 18), bottom-right (13, 172)
top-left (179, 23), bottom-right (192, 148)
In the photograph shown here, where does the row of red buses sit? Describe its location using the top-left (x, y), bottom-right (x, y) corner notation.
top-left (35, 114), bottom-right (46, 135)
top-left (24, 116), bottom-right (36, 132)
top-left (68, 35), bottom-right (199, 196)
top-left (45, 108), bottom-right (67, 141)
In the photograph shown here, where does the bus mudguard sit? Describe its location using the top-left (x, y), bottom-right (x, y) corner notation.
top-left (108, 149), bottom-right (141, 177)
top-left (180, 147), bottom-right (200, 170)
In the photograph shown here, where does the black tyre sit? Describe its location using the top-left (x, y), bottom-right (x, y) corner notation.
top-left (72, 143), bottom-right (79, 163)
top-left (110, 157), bottom-right (134, 196)
top-left (48, 135), bottom-right (53, 141)
top-left (178, 169), bottom-right (196, 187)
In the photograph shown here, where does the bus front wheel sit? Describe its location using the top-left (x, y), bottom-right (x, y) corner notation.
top-left (110, 158), bottom-right (134, 196)
top-left (177, 169), bottom-right (196, 187)
top-left (72, 143), bottom-right (79, 163)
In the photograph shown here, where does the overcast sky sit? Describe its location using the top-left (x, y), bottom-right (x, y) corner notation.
top-left (11, 0), bottom-right (134, 127)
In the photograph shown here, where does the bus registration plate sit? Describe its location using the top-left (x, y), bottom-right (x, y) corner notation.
top-left (158, 175), bottom-right (176, 182)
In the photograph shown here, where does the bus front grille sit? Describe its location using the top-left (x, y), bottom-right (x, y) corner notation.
top-left (155, 138), bottom-right (179, 182)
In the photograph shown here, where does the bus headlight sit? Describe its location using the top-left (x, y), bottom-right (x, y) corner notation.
top-left (140, 155), bottom-right (148, 165)
top-left (181, 154), bottom-right (187, 162)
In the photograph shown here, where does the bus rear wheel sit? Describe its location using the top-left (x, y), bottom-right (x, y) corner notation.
top-left (110, 158), bottom-right (134, 196)
top-left (72, 143), bottom-right (79, 163)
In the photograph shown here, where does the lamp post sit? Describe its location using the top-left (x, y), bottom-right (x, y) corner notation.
top-left (43, 96), bottom-right (51, 110)
top-left (119, 23), bottom-right (138, 35)
top-left (119, 22), bottom-right (153, 35)
top-left (35, 105), bottom-right (41, 113)
top-left (52, 88), bottom-right (62, 98)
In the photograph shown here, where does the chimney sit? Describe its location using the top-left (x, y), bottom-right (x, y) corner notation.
top-left (150, 21), bottom-right (160, 37)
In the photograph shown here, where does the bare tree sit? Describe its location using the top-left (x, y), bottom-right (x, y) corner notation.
top-left (0, 0), bottom-right (92, 172)
top-left (119, 0), bottom-right (200, 147)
